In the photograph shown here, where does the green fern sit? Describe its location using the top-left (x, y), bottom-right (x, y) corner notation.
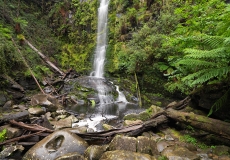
top-left (208, 88), bottom-right (230, 116)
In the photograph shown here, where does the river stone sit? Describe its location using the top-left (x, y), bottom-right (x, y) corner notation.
top-left (109, 135), bottom-right (137, 152)
top-left (31, 94), bottom-right (63, 111)
top-left (22, 130), bottom-right (89, 160)
top-left (157, 140), bottom-right (171, 152)
top-left (84, 145), bottom-right (108, 160)
top-left (50, 118), bottom-right (73, 130)
top-left (100, 150), bottom-right (156, 160)
top-left (28, 107), bottom-right (45, 115)
top-left (55, 152), bottom-right (85, 160)
top-left (161, 146), bottom-right (199, 160)
top-left (0, 124), bottom-right (23, 139)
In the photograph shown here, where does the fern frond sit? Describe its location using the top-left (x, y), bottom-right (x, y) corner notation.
top-left (201, 35), bottom-right (224, 48)
top-left (191, 67), bottom-right (230, 85)
top-left (208, 88), bottom-right (230, 116)
top-left (176, 59), bottom-right (216, 68)
top-left (184, 47), bottom-right (228, 59)
top-left (224, 37), bottom-right (230, 45)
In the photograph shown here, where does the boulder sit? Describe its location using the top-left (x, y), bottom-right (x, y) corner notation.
top-left (109, 135), bottom-right (136, 152)
top-left (31, 94), bottom-right (63, 111)
top-left (22, 130), bottom-right (89, 160)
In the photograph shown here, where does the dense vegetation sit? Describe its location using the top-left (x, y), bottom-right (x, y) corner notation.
top-left (0, 0), bottom-right (229, 116)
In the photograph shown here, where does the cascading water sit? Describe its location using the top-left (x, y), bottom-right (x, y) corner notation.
top-left (91, 0), bottom-right (113, 105)
top-left (92, 0), bottom-right (109, 78)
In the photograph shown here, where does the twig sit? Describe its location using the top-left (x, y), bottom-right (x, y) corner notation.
top-left (9, 120), bottom-right (54, 133)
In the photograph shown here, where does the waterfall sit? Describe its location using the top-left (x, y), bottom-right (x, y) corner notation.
top-left (92, 0), bottom-right (109, 78)
top-left (91, 0), bottom-right (113, 105)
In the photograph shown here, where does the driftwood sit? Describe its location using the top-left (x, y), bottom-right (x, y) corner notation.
top-left (25, 39), bottom-right (65, 76)
top-left (166, 108), bottom-right (230, 140)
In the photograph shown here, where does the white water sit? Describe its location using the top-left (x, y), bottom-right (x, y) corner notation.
top-left (92, 0), bottom-right (109, 78)
top-left (115, 85), bottom-right (128, 103)
top-left (91, 0), bottom-right (113, 105)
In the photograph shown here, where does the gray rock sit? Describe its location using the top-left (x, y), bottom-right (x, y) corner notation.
top-left (100, 150), bottom-right (155, 160)
top-left (28, 107), bottom-right (45, 115)
top-left (22, 130), bottom-right (89, 160)
top-left (109, 135), bottom-right (136, 152)
top-left (161, 146), bottom-right (199, 160)
top-left (2, 100), bottom-right (13, 109)
top-left (157, 140), bottom-right (171, 152)
top-left (31, 94), bottom-right (63, 111)
top-left (84, 145), bottom-right (108, 160)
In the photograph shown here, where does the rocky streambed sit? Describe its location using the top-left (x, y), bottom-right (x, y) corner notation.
top-left (0, 76), bottom-right (230, 160)
top-left (0, 95), bottom-right (230, 160)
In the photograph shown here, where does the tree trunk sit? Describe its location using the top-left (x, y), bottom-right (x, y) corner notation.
top-left (166, 108), bottom-right (230, 140)
top-left (24, 39), bottom-right (65, 76)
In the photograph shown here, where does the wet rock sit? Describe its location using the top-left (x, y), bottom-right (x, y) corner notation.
top-left (0, 124), bottom-right (23, 139)
top-left (123, 119), bottom-right (143, 126)
top-left (157, 140), bottom-right (171, 152)
top-left (22, 130), bottom-right (89, 160)
top-left (31, 94), bottom-right (63, 111)
top-left (67, 127), bottom-right (88, 134)
top-left (102, 124), bottom-right (114, 130)
top-left (161, 146), bottom-right (199, 160)
top-left (84, 145), bottom-right (108, 160)
top-left (55, 152), bottom-right (85, 160)
top-left (28, 107), bottom-right (46, 115)
top-left (50, 117), bottom-right (72, 130)
top-left (109, 135), bottom-right (136, 152)
top-left (137, 136), bottom-right (158, 155)
top-left (100, 150), bottom-right (156, 160)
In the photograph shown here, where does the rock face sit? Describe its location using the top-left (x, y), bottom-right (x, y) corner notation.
top-left (22, 130), bottom-right (89, 160)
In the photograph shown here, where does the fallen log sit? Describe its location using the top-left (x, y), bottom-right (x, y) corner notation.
top-left (166, 108), bottom-right (230, 140)
top-left (24, 39), bottom-right (65, 76)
